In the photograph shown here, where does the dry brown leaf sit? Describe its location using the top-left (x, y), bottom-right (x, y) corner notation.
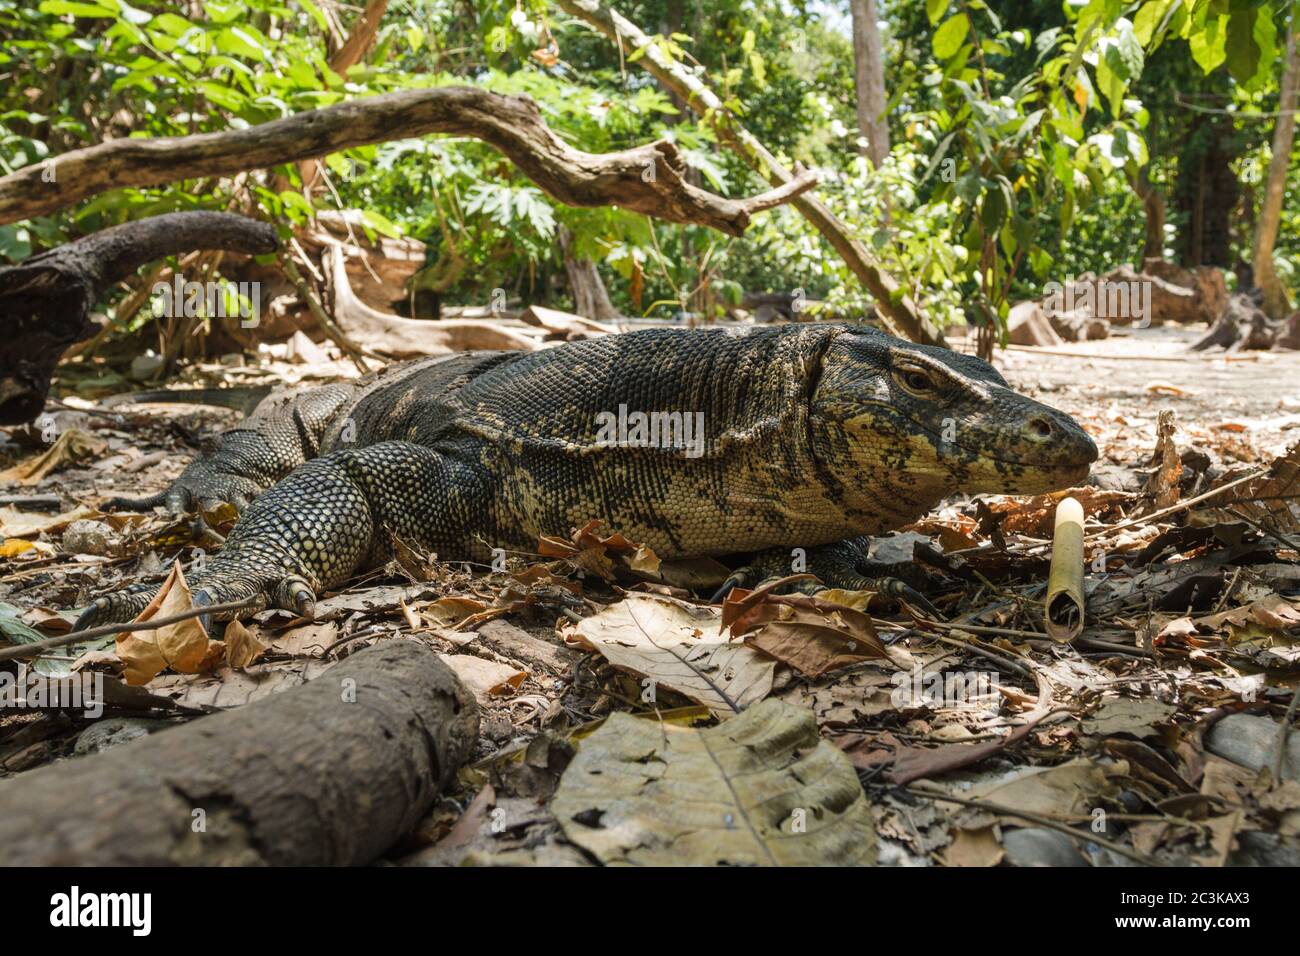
top-left (440, 654), bottom-right (526, 697)
top-left (1143, 408), bottom-right (1182, 511)
top-left (537, 520), bottom-right (659, 581)
top-left (0, 504), bottom-right (99, 538)
top-left (942, 826), bottom-right (1006, 867)
top-left (0, 429), bottom-right (107, 485)
top-left (563, 593), bottom-right (774, 713)
top-left (223, 619), bottom-right (268, 669)
top-left (115, 563), bottom-right (222, 685)
top-left (722, 585), bottom-right (887, 678)
top-left (1209, 441), bottom-right (1300, 533)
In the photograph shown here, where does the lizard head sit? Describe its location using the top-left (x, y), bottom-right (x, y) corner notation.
top-left (811, 327), bottom-right (1097, 516)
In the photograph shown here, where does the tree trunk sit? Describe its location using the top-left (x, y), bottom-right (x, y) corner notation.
top-left (1253, 15), bottom-right (1299, 319)
top-left (0, 641), bottom-right (477, 866)
top-left (849, 0), bottom-right (889, 168)
top-left (1130, 165), bottom-right (1165, 265)
top-left (559, 228), bottom-right (621, 321)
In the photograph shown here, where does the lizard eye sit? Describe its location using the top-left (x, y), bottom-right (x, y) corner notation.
top-left (894, 365), bottom-right (936, 396)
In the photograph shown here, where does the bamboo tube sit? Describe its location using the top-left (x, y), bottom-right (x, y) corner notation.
top-left (1045, 497), bottom-right (1086, 643)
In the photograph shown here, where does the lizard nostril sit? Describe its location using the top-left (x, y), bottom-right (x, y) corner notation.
top-left (1028, 416), bottom-right (1054, 440)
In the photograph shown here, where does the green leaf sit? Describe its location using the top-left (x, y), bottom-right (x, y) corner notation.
top-left (1133, 0), bottom-right (1171, 45)
top-left (216, 26), bottom-right (267, 61)
top-left (37, 0), bottom-right (116, 17)
top-left (1225, 4), bottom-right (1260, 84)
top-left (1188, 12), bottom-right (1228, 73)
top-left (359, 209), bottom-right (402, 239)
top-left (296, 0), bottom-right (330, 35)
top-left (927, 0), bottom-right (950, 26)
top-left (933, 13), bottom-right (970, 60)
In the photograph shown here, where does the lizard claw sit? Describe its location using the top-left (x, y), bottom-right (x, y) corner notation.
top-left (875, 577), bottom-right (943, 620)
top-left (274, 576), bottom-right (317, 618)
top-left (710, 567), bottom-right (752, 604)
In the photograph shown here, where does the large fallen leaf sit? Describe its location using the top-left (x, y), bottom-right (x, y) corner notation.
top-left (115, 563), bottom-right (223, 685)
top-left (551, 698), bottom-right (876, 865)
top-left (1080, 697), bottom-right (1177, 738)
top-left (563, 593), bottom-right (774, 712)
top-left (960, 757), bottom-right (1125, 817)
top-left (0, 429), bottom-right (107, 485)
top-left (1202, 441), bottom-right (1300, 533)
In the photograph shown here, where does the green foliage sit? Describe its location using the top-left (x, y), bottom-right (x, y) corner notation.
top-left (0, 0), bottom-right (1296, 329)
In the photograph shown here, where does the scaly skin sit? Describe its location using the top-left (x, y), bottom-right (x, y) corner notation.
top-left (81, 325), bottom-right (1097, 626)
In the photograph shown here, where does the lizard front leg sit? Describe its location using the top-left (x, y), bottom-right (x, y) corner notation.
top-left (714, 537), bottom-right (943, 616)
top-left (79, 441), bottom-right (493, 627)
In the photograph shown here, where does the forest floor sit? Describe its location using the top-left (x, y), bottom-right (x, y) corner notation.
top-left (1, 322), bottom-right (1299, 867)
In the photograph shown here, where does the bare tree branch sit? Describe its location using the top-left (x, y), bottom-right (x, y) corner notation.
top-left (0, 212), bottom-right (277, 424)
top-left (0, 86), bottom-right (817, 234)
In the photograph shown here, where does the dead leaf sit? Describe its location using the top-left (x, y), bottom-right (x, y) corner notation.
top-left (223, 619), bottom-right (268, 669)
top-left (1143, 409), bottom-right (1182, 511)
top-left (0, 504), bottom-right (99, 538)
top-left (722, 585), bottom-right (887, 678)
top-left (942, 826), bottom-right (1005, 867)
top-left (0, 429), bottom-right (106, 485)
top-left (551, 698), bottom-right (876, 865)
top-left (115, 564), bottom-right (223, 685)
top-left (440, 654), bottom-right (526, 697)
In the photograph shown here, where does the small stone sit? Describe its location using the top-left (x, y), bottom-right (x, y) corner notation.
top-left (128, 351), bottom-right (165, 381)
top-left (74, 717), bottom-right (173, 756)
top-left (62, 519), bottom-right (118, 556)
top-left (1205, 714), bottom-right (1300, 782)
top-left (1002, 827), bottom-right (1089, 867)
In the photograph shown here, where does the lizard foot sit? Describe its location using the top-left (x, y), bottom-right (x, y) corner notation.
top-left (75, 567), bottom-right (317, 630)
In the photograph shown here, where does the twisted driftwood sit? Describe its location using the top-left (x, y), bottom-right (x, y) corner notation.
top-left (0, 211), bottom-right (277, 424)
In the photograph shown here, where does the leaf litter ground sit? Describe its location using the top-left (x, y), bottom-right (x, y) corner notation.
top-left (3, 327), bottom-right (1300, 866)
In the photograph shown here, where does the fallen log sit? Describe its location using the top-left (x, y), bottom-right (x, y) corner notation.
top-left (325, 245), bottom-right (540, 355)
top-left (0, 640), bottom-right (477, 866)
top-left (0, 211), bottom-right (278, 425)
top-left (1191, 293), bottom-right (1278, 351)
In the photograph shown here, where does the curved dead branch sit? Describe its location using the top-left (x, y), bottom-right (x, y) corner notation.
top-left (0, 86), bottom-right (817, 234)
top-left (0, 212), bottom-right (277, 425)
